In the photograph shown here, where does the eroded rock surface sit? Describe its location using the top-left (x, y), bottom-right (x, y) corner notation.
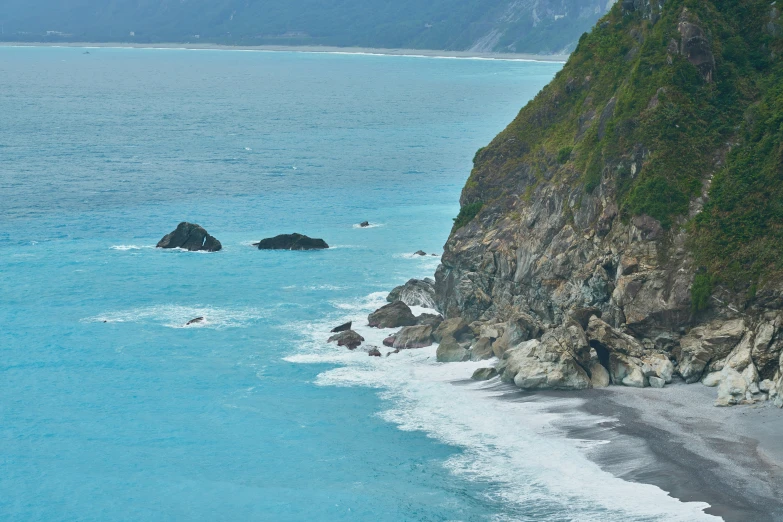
top-left (157, 222), bottom-right (222, 252)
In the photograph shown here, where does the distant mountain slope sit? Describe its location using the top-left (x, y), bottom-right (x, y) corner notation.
top-left (0, 0), bottom-right (615, 54)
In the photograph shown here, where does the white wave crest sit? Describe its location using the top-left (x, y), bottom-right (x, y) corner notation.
top-left (83, 304), bottom-right (267, 329)
top-left (110, 244), bottom-right (154, 251)
top-left (284, 290), bottom-right (720, 522)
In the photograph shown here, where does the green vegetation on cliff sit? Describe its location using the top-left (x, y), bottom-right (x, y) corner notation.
top-left (460, 0), bottom-right (783, 293)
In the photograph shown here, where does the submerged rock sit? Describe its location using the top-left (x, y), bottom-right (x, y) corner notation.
top-left (254, 233), bottom-right (329, 250)
top-left (367, 347), bottom-right (382, 357)
top-left (392, 325), bottom-right (433, 349)
top-left (157, 222), bottom-right (222, 252)
top-left (386, 278), bottom-right (437, 308)
top-left (368, 301), bottom-right (417, 329)
top-left (414, 250), bottom-right (427, 256)
top-left (186, 316), bottom-right (205, 326)
top-left (359, 221), bottom-right (370, 228)
top-left (327, 330), bottom-right (364, 350)
top-left (331, 321), bottom-right (352, 333)
top-left (471, 367), bottom-right (498, 381)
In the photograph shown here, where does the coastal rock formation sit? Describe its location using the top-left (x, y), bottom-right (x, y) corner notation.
top-left (436, 335), bottom-right (470, 362)
top-left (331, 321), bottom-right (352, 333)
top-left (386, 278), bottom-right (437, 309)
top-left (392, 325), bottom-right (434, 349)
top-left (498, 321), bottom-right (592, 391)
top-left (359, 221), bottom-right (370, 228)
top-left (368, 301), bottom-right (417, 329)
top-left (471, 367), bottom-right (498, 381)
top-left (254, 233), bottom-right (329, 250)
top-left (328, 330), bottom-right (364, 350)
top-left (427, 1), bottom-right (783, 407)
top-left (415, 313), bottom-right (444, 329)
top-left (156, 222), bottom-right (222, 252)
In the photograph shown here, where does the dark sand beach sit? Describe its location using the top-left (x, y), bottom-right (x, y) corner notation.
top-left (480, 381), bottom-right (783, 521)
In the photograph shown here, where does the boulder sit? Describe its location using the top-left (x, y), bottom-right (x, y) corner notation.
top-left (608, 353), bottom-right (647, 388)
top-left (641, 353), bottom-right (675, 383)
top-left (416, 313), bottom-right (444, 329)
top-left (328, 330), bottom-right (364, 350)
top-left (490, 313), bottom-right (544, 358)
top-left (586, 316), bottom-right (645, 357)
top-left (359, 221), bottom-right (370, 228)
top-left (751, 321), bottom-right (779, 379)
top-left (588, 360), bottom-right (610, 388)
top-left (436, 335), bottom-right (470, 362)
top-left (715, 368), bottom-right (748, 406)
top-left (254, 233), bottom-right (329, 250)
top-left (386, 278), bottom-right (437, 308)
top-left (649, 376), bottom-right (666, 388)
top-left (382, 336), bottom-right (396, 347)
top-left (674, 319), bottom-right (745, 383)
top-left (392, 325), bottom-right (434, 349)
top-left (472, 367), bottom-right (498, 381)
top-left (157, 222), bottom-right (222, 252)
top-left (500, 322), bottom-right (592, 391)
top-left (433, 318), bottom-right (471, 343)
top-left (330, 321), bottom-right (352, 333)
top-left (414, 250), bottom-right (427, 256)
top-left (470, 337), bottom-right (494, 361)
top-left (368, 301), bottom-right (417, 329)
top-left (367, 347), bottom-right (382, 357)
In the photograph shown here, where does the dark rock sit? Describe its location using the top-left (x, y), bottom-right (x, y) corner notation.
top-left (383, 336), bottom-right (396, 347)
top-left (416, 313), bottom-right (444, 329)
top-left (414, 250), bottom-right (427, 256)
top-left (359, 221), bottom-right (370, 228)
top-left (387, 278), bottom-right (436, 308)
top-left (254, 233), bottom-right (329, 250)
top-left (433, 318), bottom-right (471, 343)
top-left (331, 321), bottom-right (352, 333)
top-left (157, 222), bottom-right (222, 252)
top-left (368, 301), bottom-right (417, 329)
top-left (472, 367), bottom-right (498, 381)
top-left (186, 317), bottom-right (205, 326)
top-left (367, 347), bottom-right (382, 357)
top-left (393, 325), bottom-right (433, 349)
top-left (328, 330), bottom-right (364, 350)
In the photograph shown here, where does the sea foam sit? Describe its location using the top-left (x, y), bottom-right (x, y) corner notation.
top-left (286, 293), bottom-right (721, 522)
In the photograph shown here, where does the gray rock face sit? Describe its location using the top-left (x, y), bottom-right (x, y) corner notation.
top-left (648, 376), bottom-right (665, 388)
top-left (674, 319), bottom-right (745, 383)
top-left (499, 322), bottom-right (592, 391)
top-left (157, 222), bottom-right (222, 252)
top-left (471, 367), bottom-right (498, 381)
top-left (387, 278), bottom-right (437, 308)
top-left (436, 336), bottom-right (470, 362)
top-left (588, 360), bottom-right (610, 388)
top-left (392, 325), bottom-right (434, 349)
top-left (328, 330), bottom-right (365, 350)
top-left (368, 301), bottom-right (417, 329)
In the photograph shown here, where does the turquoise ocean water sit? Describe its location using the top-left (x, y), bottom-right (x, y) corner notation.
top-left (0, 47), bottom-right (719, 521)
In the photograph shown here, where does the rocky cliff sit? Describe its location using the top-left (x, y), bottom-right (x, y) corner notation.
top-left (435, 0), bottom-right (783, 406)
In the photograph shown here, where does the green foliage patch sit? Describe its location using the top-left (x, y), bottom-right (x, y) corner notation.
top-left (453, 201), bottom-right (484, 230)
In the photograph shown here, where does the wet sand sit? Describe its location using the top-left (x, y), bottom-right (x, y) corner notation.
top-left (0, 42), bottom-right (569, 62)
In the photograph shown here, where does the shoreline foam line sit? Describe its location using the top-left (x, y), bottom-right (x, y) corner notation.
top-left (0, 42), bottom-right (569, 63)
top-left (284, 291), bottom-right (721, 521)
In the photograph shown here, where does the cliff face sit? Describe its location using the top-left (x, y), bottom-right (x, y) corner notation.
top-left (435, 0), bottom-right (783, 406)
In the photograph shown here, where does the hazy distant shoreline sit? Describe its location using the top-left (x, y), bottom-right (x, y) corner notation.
top-left (0, 41), bottom-right (569, 62)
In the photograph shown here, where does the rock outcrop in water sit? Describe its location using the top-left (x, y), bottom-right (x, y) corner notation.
top-left (425, 1), bottom-right (783, 407)
top-left (386, 278), bottom-right (437, 309)
top-left (157, 222), bottom-right (222, 252)
top-left (328, 330), bottom-right (364, 350)
top-left (368, 301), bottom-right (417, 329)
top-left (254, 234), bottom-right (329, 250)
